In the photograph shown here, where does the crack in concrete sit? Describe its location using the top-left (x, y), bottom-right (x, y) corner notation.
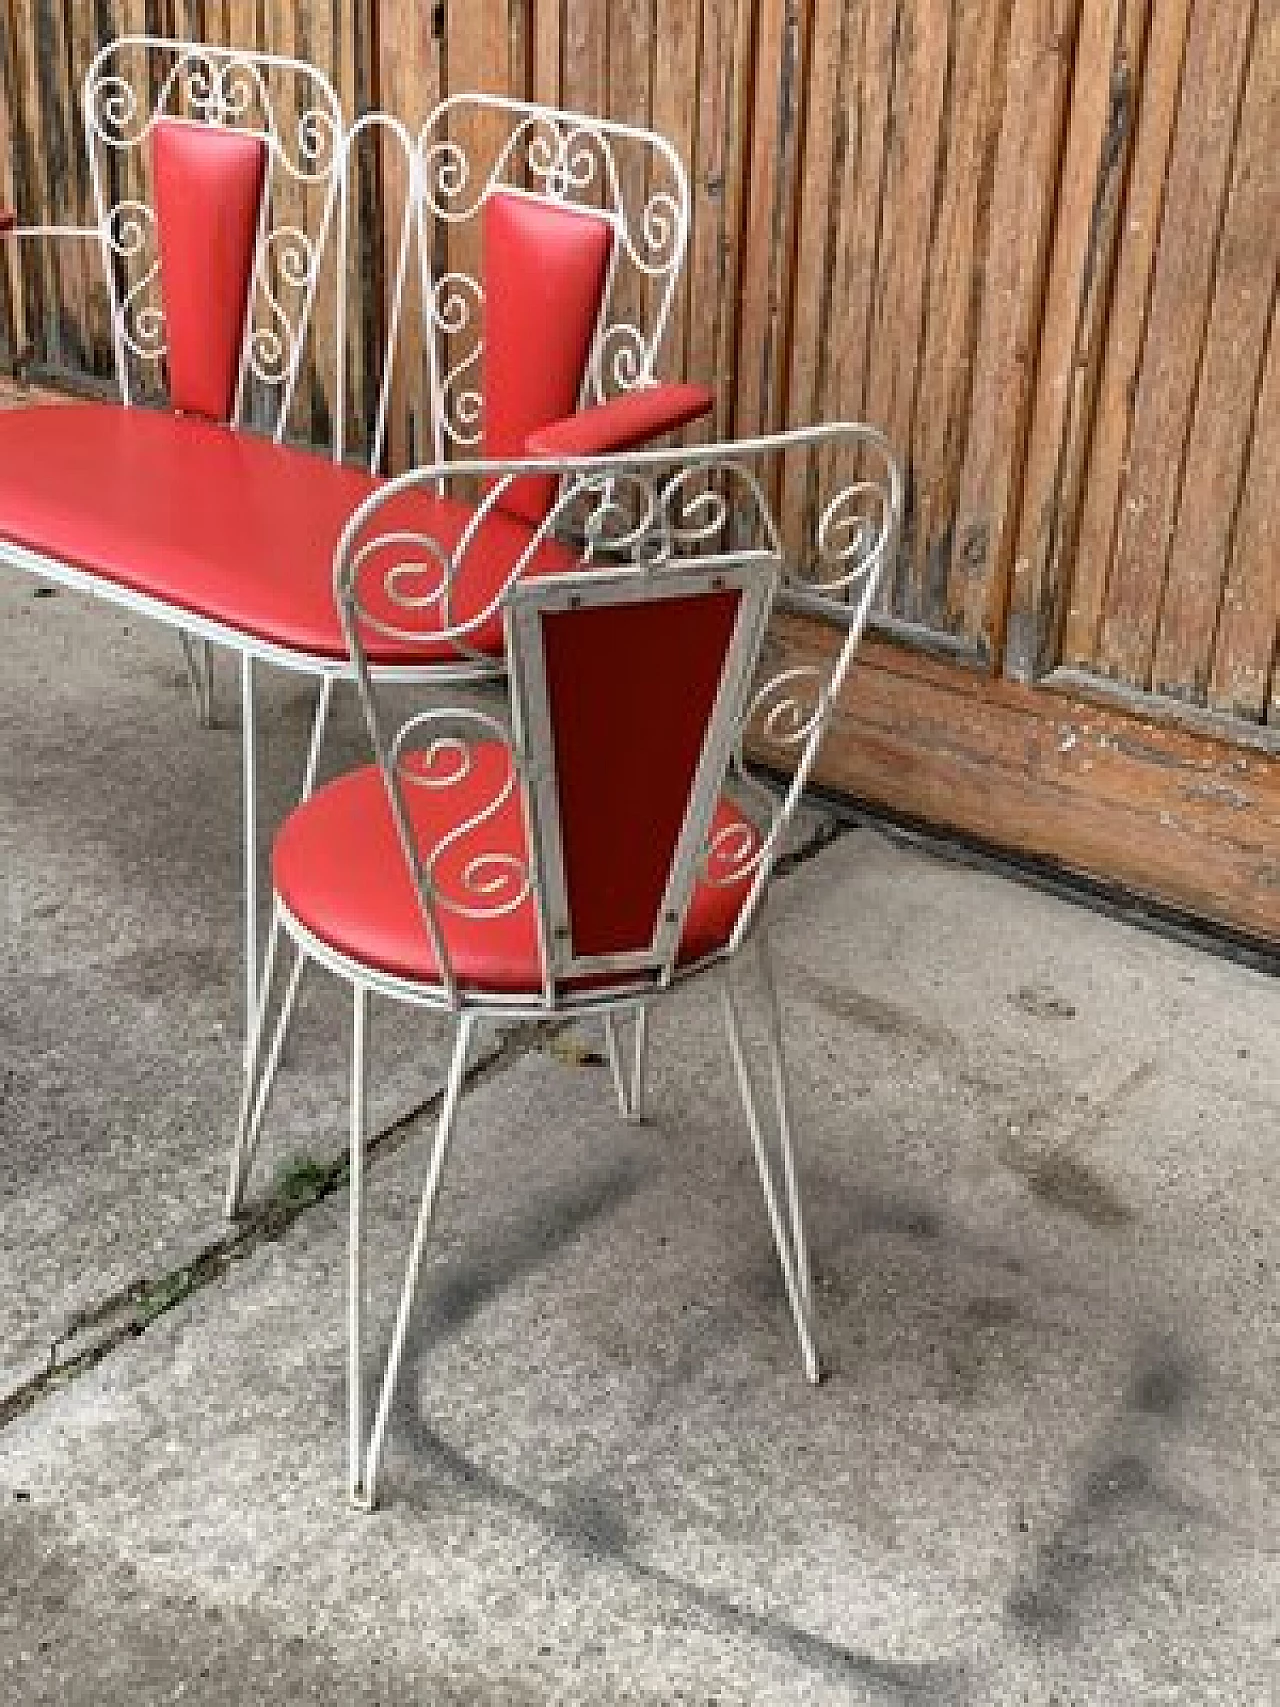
top-left (0, 1017), bottom-right (569, 1435)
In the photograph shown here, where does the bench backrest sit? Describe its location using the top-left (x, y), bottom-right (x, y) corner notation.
top-left (79, 40), bottom-right (691, 482)
top-left (83, 35), bottom-right (345, 447)
top-left (411, 95), bottom-right (691, 475)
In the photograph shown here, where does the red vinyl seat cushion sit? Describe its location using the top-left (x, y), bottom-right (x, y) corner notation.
top-left (272, 745), bottom-right (762, 995)
top-left (482, 191), bottom-right (615, 526)
top-left (152, 119), bottom-right (267, 422)
top-left (0, 402), bottom-right (578, 663)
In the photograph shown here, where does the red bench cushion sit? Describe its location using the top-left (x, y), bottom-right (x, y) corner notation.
top-left (152, 119), bottom-right (267, 422)
top-left (273, 745), bottom-right (761, 995)
top-left (482, 191), bottom-right (615, 526)
top-left (0, 403), bottom-right (577, 663)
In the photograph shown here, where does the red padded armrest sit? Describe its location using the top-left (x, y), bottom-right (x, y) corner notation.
top-left (525, 383), bottom-right (713, 459)
top-left (0, 209), bottom-right (16, 235)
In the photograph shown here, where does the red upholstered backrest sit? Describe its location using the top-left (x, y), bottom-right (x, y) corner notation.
top-left (152, 119), bottom-right (267, 422)
top-left (539, 588), bottom-right (742, 958)
top-left (482, 190), bottom-right (615, 525)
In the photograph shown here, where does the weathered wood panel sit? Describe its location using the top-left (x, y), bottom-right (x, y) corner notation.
top-left (757, 616), bottom-right (1280, 944)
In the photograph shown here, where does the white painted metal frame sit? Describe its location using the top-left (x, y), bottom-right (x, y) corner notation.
top-left (413, 91), bottom-right (691, 465)
top-left (0, 36), bottom-right (697, 1058)
top-left (229, 425), bottom-right (901, 1507)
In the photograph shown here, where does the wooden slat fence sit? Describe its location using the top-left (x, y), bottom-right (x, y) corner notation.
top-left (0, 0), bottom-right (1275, 730)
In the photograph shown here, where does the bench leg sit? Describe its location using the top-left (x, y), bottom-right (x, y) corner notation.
top-left (300, 675), bottom-right (334, 802)
top-left (227, 902), bottom-right (309, 1219)
top-left (179, 633), bottom-right (214, 728)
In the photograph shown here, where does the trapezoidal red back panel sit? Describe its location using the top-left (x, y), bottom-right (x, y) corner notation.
top-left (152, 119), bottom-right (267, 422)
top-left (481, 190), bottom-right (615, 525)
top-left (539, 587), bottom-right (742, 959)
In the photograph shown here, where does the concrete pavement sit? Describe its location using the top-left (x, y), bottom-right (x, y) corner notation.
top-left (1, 576), bottom-right (1276, 1703)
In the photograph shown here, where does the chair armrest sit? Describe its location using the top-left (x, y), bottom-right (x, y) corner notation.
top-left (526, 383), bottom-right (714, 458)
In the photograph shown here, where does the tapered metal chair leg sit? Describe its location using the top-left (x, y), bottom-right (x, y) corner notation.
top-left (721, 972), bottom-right (821, 1384)
top-left (754, 931), bottom-right (813, 1310)
top-left (241, 653), bottom-right (258, 1046)
top-left (349, 984), bottom-right (369, 1508)
top-left (603, 1005), bottom-right (648, 1122)
top-left (350, 1011), bottom-right (474, 1512)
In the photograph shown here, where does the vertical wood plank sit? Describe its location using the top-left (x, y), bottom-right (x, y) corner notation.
top-left (9, 0), bottom-right (58, 366)
top-left (1096, 0), bottom-right (1255, 686)
top-left (66, 0), bottom-right (115, 377)
top-left (734, 0), bottom-right (810, 442)
top-left (780, 0), bottom-right (852, 546)
top-left (948, 0), bottom-right (1083, 659)
top-left (1150, 0), bottom-right (1279, 700)
top-left (1005, 0), bottom-right (1151, 678)
top-left (684, 0), bottom-right (752, 440)
top-left (509, 0), bottom-right (532, 101)
top-left (812, 0), bottom-right (898, 520)
top-left (866, 0), bottom-right (951, 617)
top-left (606, 0), bottom-right (655, 390)
top-left (909, 0), bottom-right (1016, 630)
top-left (531, 0), bottom-right (562, 106)
top-left (1207, 306), bottom-right (1279, 720)
top-left (561, 0), bottom-right (607, 118)
top-left (263, 4), bottom-right (310, 438)
top-left (1062, 0), bottom-right (1193, 666)
top-left (379, 0), bottom-right (440, 470)
top-left (651, 0), bottom-right (700, 380)
top-left (0, 0), bottom-right (27, 364)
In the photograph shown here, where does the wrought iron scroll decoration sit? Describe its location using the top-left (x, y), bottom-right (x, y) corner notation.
top-left (82, 37), bottom-right (343, 407)
top-left (415, 96), bottom-right (689, 455)
top-left (389, 709), bottom-right (531, 925)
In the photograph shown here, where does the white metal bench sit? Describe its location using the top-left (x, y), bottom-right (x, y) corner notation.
top-left (0, 34), bottom-right (709, 1043)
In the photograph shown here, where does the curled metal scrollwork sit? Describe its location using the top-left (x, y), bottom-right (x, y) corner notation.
top-left (106, 201), bottom-right (164, 362)
top-left (742, 666), bottom-right (828, 752)
top-left (390, 711), bottom-right (530, 921)
top-left (805, 476), bottom-right (894, 595)
top-left (87, 43), bottom-right (341, 183)
top-left (346, 529), bottom-right (459, 647)
top-left (431, 274), bottom-right (485, 449)
top-left (246, 226), bottom-right (318, 388)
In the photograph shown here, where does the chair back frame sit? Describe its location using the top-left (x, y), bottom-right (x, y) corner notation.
top-left (333, 425), bottom-right (903, 1012)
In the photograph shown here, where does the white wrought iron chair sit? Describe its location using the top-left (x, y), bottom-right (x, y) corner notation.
top-left (0, 35), bottom-right (708, 1052)
top-left (229, 425), bottom-right (901, 1507)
